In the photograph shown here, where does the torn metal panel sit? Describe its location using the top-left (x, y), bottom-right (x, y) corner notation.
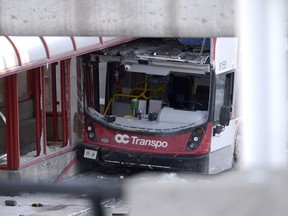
top-left (93, 38), bottom-right (211, 75)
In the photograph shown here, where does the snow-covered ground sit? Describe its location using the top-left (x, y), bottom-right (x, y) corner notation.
top-left (59, 167), bottom-right (187, 215)
top-left (0, 166), bottom-right (237, 216)
top-left (60, 166), bottom-right (235, 215)
top-left (0, 192), bottom-right (93, 216)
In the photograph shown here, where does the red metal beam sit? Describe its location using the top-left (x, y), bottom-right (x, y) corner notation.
top-left (40, 36), bottom-right (51, 59)
top-left (5, 74), bottom-right (20, 170)
top-left (85, 64), bottom-right (92, 106)
top-left (76, 57), bottom-right (83, 137)
top-left (70, 37), bottom-right (77, 51)
top-left (5, 36), bottom-right (22, 66)
top-left (99, 36), bottom-right (104, 45)
top-left (51, 63), bottom-right (59, 141)
top-left (34, 68), bottom-right (41, 156)
top-left (55, 153), bottom-right (78, 182)
top-left (19, 145), bottom-right (75, 168)
top-left (60, 60), bottom-right (67, 147)
top-left (41, 66), bottom-right (47, 155)
top-left (66, 59), bottom-right (72, 146)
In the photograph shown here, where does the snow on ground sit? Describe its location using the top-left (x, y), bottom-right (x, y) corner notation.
top-left (58, 167), bottom-right (199, 215)
top-left (157, 172), bottom-right (189, 184)
top-left (0, 166), bottom-right (234, 216)
top-left (0, 192), bottom-right (92, 216)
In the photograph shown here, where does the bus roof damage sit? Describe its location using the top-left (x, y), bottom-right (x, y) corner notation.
top-left (91, 38), bottom-right (211, 75)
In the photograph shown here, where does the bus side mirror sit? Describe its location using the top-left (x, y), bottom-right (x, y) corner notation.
top-left (219, 106), bottom-right (231, 126)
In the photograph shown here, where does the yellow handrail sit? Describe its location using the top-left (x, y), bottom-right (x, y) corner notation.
top-left (103, 76), bottom-right (166, 116)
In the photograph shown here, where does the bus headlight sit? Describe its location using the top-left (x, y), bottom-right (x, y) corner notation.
top-left (88, 132), bottom-right (95, 139)
top-left (187, 127), bottom-right (205, 150)
top-left (189, 142), bottom-right (196, 149)
top-left (193, 136), bottom-right (199, 142)
top-left (87, 125), bottom-right (93, 131)
top-left (86, 122), bottom-right (97, 141)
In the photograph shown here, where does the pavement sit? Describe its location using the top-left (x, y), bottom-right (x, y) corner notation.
top-left (0, 192), bottom-right (130, 216)
top-left (0, 166), bottom-right (135, 216)
top-left (0, 193), bottom-right (93, 216)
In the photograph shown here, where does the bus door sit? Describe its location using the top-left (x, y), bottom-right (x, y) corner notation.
top-left (211, 71), bottom-right (236, 151)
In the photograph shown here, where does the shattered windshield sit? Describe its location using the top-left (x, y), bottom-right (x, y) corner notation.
top-left (86, 38), bottom-right (211, 132)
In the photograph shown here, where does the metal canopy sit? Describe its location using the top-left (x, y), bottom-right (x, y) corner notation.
top-left (0, 36), bottom-right (134, 78)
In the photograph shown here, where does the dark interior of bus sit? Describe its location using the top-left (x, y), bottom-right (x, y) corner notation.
top-left (104, 68), bottom-right (210, 116)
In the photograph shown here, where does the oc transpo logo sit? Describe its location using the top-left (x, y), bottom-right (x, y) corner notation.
top-left (115, 134), bottom-right (129, 144)
top-left (114, 133), bottom-right (168, 149)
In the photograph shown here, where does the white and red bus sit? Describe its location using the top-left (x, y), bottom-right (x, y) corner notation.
top-left (78, 38), bottom-right (240, 174)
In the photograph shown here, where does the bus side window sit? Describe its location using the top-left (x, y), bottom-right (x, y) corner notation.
top-left (224, 73), bottom-right (234, 107)
top-left (214, 72), bottom-right (234, 123)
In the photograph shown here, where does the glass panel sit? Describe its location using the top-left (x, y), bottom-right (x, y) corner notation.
top-left (18, 72), bottom-right (28, 99)
top-left (214, 72), bottom-right (234, 122)
top-left (18, 71), bottom-right (37, 163)
top-left (214, 75), bottom-right (226, 122)
top-left (45, 63), bottom-right (63, 152)
top-left (9, 36), bottom-right (47, 64)
top-left (74, 37), bottom-right (101, 49)
top-left (43, 36), bottom-right (74, 57)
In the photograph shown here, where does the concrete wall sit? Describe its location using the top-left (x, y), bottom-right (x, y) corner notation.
top-left (70, 57), bottom-right (83, 145)
top-left (0, 150), bottom-right (91, 183)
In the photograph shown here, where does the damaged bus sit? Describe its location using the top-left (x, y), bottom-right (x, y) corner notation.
top-left (78, 38), bottom-right (240, 174)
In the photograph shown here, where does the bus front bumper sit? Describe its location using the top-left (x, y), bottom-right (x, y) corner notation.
top-left (78, 143), bottom-right (209, 173)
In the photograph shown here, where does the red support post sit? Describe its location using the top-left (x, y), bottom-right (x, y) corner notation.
top-left (34, 68), bottom-right (41, 156)
top-left (51, 63), bottom-right (59, 141)
top-left (85, 65), bottom-right (92, 107)
top-left (60, 60), bottom-right (67, 147)
top-left (5, 74), bottom-right (20, 170)
top-left (76, 57), bottom-right (83, 135)
top-left (41, 66), bottom-right (47, 155)
top-left (66, 59), bottom-right (72, 146)
top-left (99, 36), bottom-right (104, 45)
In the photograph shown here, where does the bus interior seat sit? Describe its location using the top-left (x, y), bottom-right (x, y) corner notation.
top-left (191, 85), bottom-right (210, 110)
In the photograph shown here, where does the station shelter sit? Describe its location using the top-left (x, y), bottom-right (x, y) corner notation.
top-left (0, 36), bottom-right (134, 182)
